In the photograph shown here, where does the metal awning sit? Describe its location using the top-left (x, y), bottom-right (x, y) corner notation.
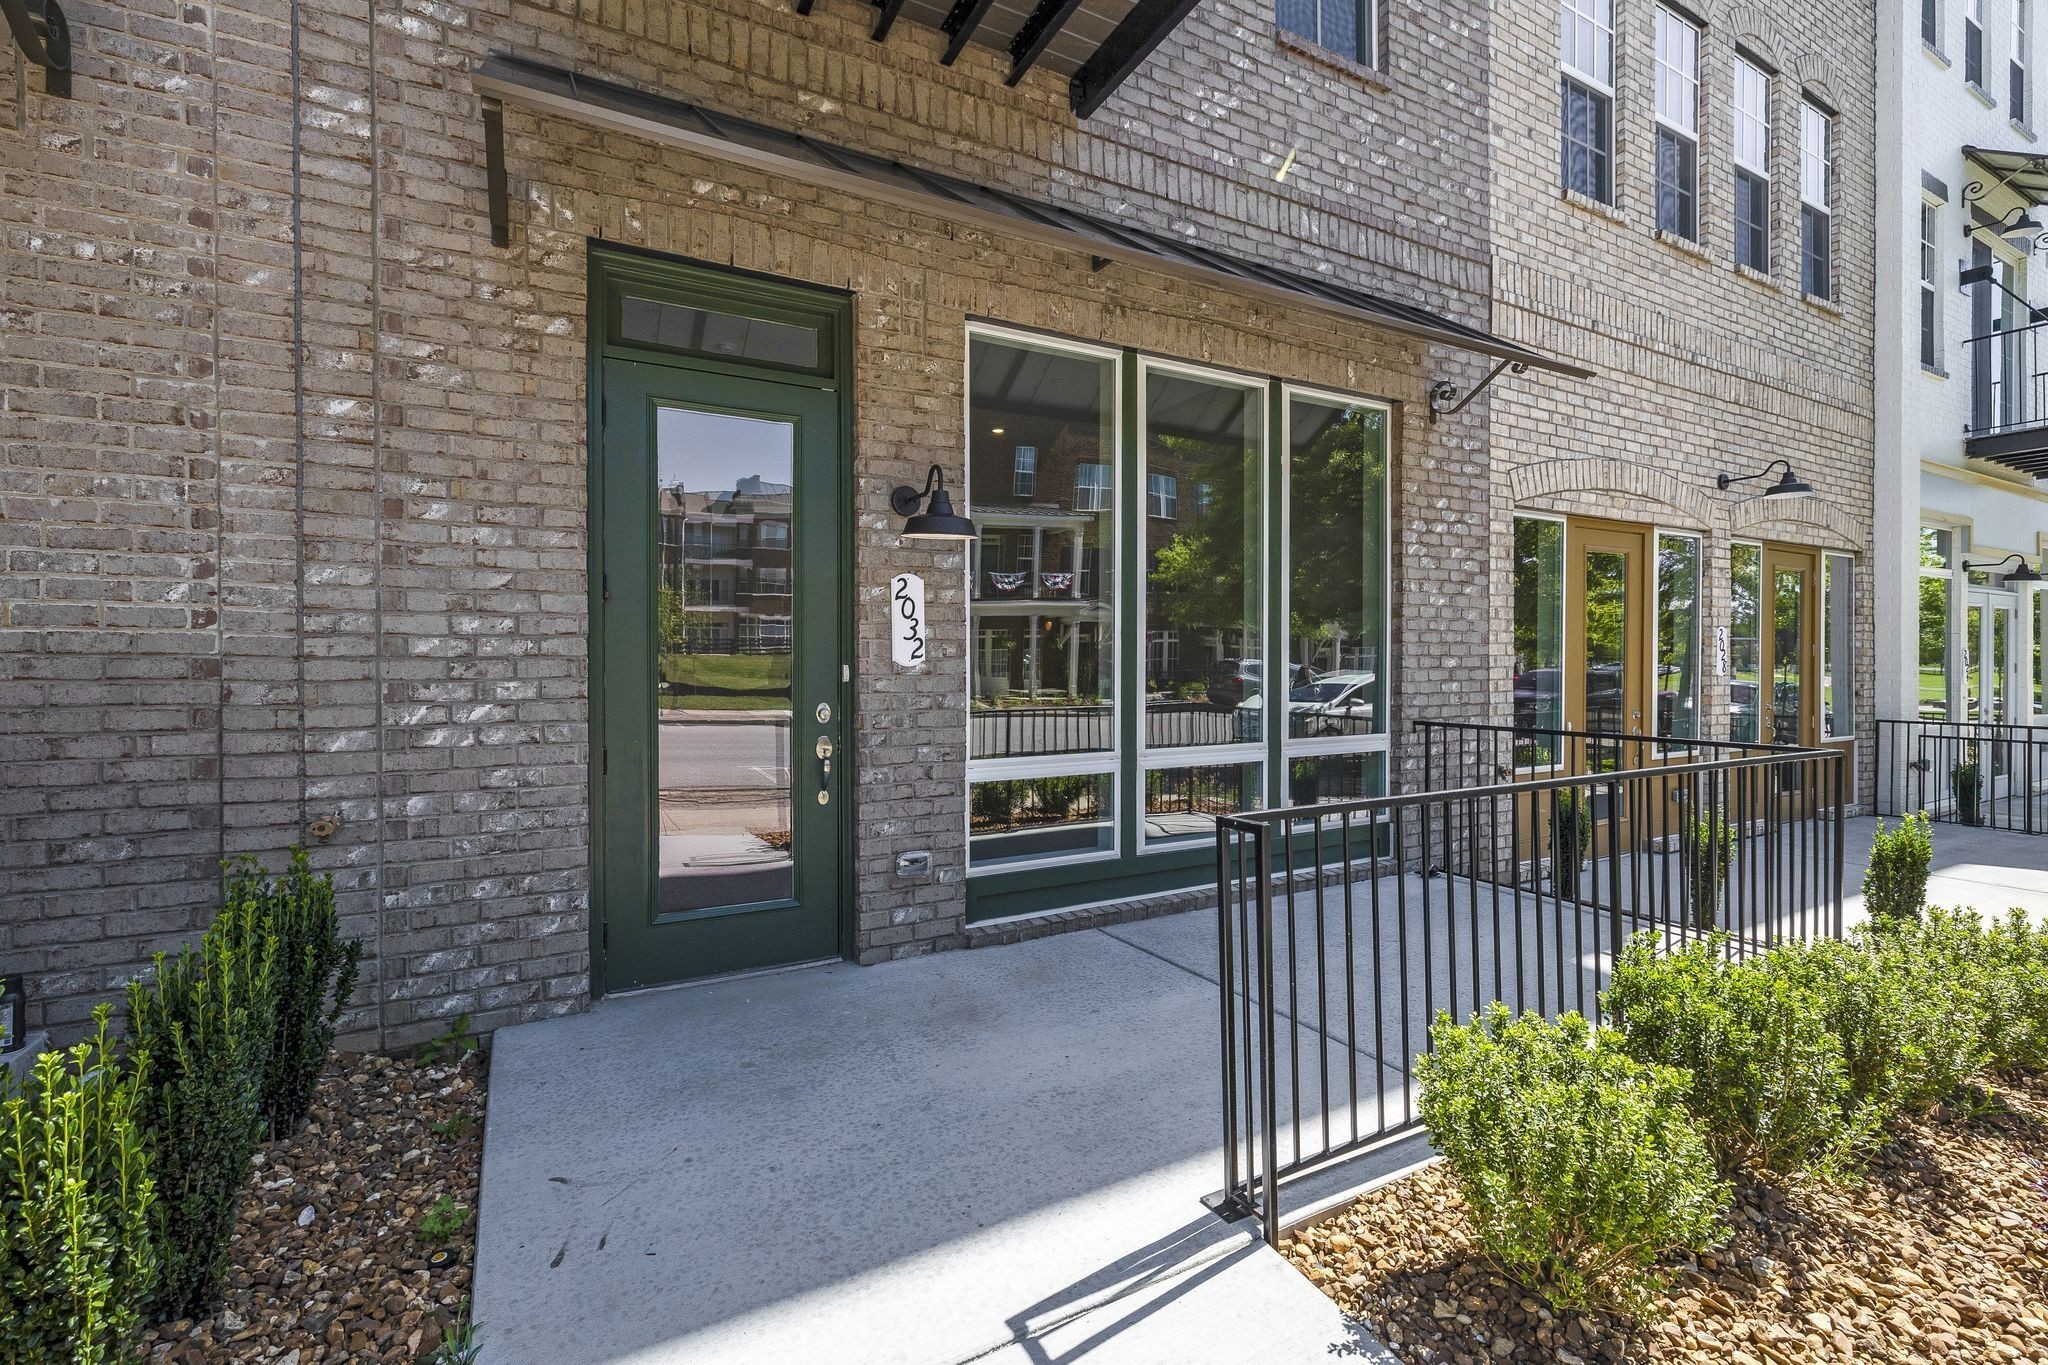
top-left (796, 0), bottom-right (1204, 118)
top-left (1964, 146), bottom-right (2048, 210)
top-left (471, 54), bottom-right (1594, 387)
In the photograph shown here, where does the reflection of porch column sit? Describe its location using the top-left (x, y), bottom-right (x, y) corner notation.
top-left (1027, 618), bottom-right (1040, 696)
top-left (1067, 624), bottom-right (1080, 698)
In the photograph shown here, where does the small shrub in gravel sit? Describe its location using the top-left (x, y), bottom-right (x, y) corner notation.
top-left (1861, 814), bottom-right (1932, 927)
top-left (1797, 912), bottom-right (1986, 1125)
top-left (1604, 934), bottom-right (1870, 1177)
top-left (1979, 908), bottom-right (2048, 1070)
top-left (1679, 807), bottom-right (1736, 930)
top-left (127, 901), bottom-right (277, 1322)
top-left (213, 848), bottom-right (363, 1137)
top-left (1416, 1004), bottom-right (1727, 1317)
top-left (0, 1007), bottom-right (158, 1365)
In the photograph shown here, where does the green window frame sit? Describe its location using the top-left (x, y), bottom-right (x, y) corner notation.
top-left (963, 326), bottom-right (1394, 923)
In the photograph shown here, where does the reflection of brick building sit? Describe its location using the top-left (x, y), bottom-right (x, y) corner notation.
top-left (659, 474), bottom-right (792, 650)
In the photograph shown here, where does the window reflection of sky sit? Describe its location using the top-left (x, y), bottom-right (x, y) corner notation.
top-left (658, 406), bottom-right (793, 495)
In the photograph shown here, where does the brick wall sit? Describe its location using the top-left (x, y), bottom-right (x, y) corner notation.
top-left (1485, 0), bottom-right (1879, 798)
top-left (3, 0), bottom-right (1513, 1042)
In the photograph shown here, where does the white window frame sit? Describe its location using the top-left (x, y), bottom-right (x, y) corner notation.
top-left (1732, 56), bottom-right (1773, 271)
top-left (1921, 197), bottom-right (1944, 371)
top-left (1654, 7), bottom-right (1702, 237)
top-left (2015, 0), bottom-right (2031, 122)
top-left (1799, 100), bottom-right (1833, 298)
top-left (1653, 528), bottom-right (1704, 753)
top-left (1277, 0), bottom-right (1380, 69)
top-left (1137, 356), bottom-right (1269, 855)
top-left (1011, 444), bottom-right (1038, 499)
top-left (1146, 471), bottom-right (1179, 521)
top-left (1073, 461), bottom-right (1110, 512)
top-left (1968, 0), bottom-right (1987, 86)
top-left (963, 323), bottom-right (1125, 877)
top-left (1559, 0), bottom-right (1617, 202)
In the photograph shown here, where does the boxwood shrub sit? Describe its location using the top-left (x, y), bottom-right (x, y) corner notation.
top-left (1416, 1004), bottom-right (1727, 1316)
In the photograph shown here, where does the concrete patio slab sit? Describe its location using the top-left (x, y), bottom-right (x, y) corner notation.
top-left (472, 926), bottom-right (1388, 1365)
top-left (1842, 815), bottom-right (2048, 923)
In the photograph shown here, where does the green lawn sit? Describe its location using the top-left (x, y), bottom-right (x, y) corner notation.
top-left (662, 651), bottom-right (790, 695)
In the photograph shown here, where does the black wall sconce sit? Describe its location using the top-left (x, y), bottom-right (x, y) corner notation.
top-left (1716, 460), bottom-right (1813, 499)
top-left (1963, 552), bottom-right (2046, 582)
top-left (1, 0), bottom-right (73, 98)
top-left (891, 464), bottom-right (977, 542)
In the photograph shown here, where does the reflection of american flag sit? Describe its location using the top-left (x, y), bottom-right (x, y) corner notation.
top-left (1040, 573), bottom-right (1074, 592)
top-left (988, 571), bottom-right (1028, 594)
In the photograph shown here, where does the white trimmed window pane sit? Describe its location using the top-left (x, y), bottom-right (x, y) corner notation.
top-left (1561, 0), bottom-right (1614, 85)
top-left (1800, 103), bottom-right (1830, 208)
top-left (1658, 534), bottom-right (1701, 742)
top-left (1286, 396), bottom-right (1388, 742)
top-left (1734, 58), bottom-right (1771, 173)
top-left (968, 335), bottom-right (1117, 758)
top-left (1655, 8), bottom-right (1700, 133)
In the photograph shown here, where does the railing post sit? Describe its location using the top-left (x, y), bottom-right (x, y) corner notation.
top-left (1257, 821), bottom-right (1281, 1249)
top-left (1216, 822), bottom-right (1240, 1211)
top-left (1604, 773), bottom-right (1624, 1025)
top-left (1832, 751), bottom-right (1846, 940)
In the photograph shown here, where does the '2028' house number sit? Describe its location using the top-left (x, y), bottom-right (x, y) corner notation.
top-left (890, 573), bottom-right (928, 669)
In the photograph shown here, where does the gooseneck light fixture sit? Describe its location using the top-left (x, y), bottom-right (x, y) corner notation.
top-left (891, 464), bottom-right (978, 542)
top-left (1963, 552), bottom-right (2046, 583)
top-left (1716, 459), bottom-right (1814, 499)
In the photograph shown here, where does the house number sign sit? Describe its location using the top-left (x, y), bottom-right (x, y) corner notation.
top-left (889, 572), bottom-right (928, 669)
top-left (1713, 625), bottom-right (1729, 678)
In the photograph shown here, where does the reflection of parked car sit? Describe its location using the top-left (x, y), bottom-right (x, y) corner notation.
top-left (1730, 680), bottom-right (1759, 733)
top-left (1206, 659), bottom-right (1313, 708)
top-left (1239, 672), bottom-right (1377, 734)
top-left (1513, 667), bottom-right (1561, 734)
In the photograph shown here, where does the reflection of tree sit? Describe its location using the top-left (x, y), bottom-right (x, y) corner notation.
top-left (1918, 575), bottom-right (1949, 667)
top-left (1146, 430), bottom-right (1255, 639)
top-left (1286, 407), bottom-right (1385, 642)
top-left (659, 586), bottom-right (687, 654)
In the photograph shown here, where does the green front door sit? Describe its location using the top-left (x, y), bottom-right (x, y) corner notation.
top-left (594, 355), bottom-right (846, 989)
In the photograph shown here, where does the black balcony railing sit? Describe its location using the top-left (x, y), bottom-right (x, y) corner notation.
top-left (1964, 320), bottom-right (2048, 472)
top-left (1216, 744), bottom-right (1846, 1245)
top-left (1875, 718), bottom-right (2048, 835)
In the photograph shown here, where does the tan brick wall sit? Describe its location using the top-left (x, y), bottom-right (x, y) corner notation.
top-left (1485, 0), bottom-right (1878, 798)
top-left (3, 0), bottom-right (1516, 1040)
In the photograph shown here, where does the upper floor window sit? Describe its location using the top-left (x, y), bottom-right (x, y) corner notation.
top-left (1921, 198), bottom-right (1943, 370)
top-left (1968, 0), bottom-right (1986, 86)
top-left (1925, 0), bottom-right (1941, 48)
top-left (1560, 0), bottom-right (1616, 202)
top-left (758, 520), bottom-right (789, 548)
top-left (1277, 0), bottom-right (1377, 66)
top-left (1654, 7), bottom-right (1702, 238)
top-left (2016, 0), bottom-right (2032, 122)
top-left (1733, 57), bottom-right (1773, 272)
top-left (1012, 445), bottom-right (1038, 498)
top-left (1800, 102), bottom-right (1833, 299)
top-left (1147, 472), bottom-right (1179, 520)
top-left (1074, 462), bottom-right (1111, 512)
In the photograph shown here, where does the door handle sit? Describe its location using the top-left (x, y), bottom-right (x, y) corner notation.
top-left (815, 735), bottom-right (834, 805)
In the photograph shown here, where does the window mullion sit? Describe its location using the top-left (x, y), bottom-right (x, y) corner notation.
top-left (1267, 378), bottom-right (1286, 809)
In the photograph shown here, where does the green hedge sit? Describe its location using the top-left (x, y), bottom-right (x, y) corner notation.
top-left (1417, 1005), bottom-right (1727, 1316)
top-left (0, 1008), bottom-right (157, 1365)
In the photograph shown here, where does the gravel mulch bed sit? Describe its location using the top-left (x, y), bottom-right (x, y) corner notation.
top-left (142, 1050), bottom-right (486, 1364)
top-left (1284, 1071), bottom-right (2048, 1365)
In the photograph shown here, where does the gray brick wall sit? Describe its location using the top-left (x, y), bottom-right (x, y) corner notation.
top-left (2, 0), bottom-right (1526, 1042)
top-left (1484, 0), bottom-right (1878, 799)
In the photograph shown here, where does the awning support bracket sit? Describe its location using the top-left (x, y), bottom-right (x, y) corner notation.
top-left (0, 0), bottom-right (71, 98)
top-left (483, 97), bottom-right (510, 248)
top-left (1429, 359), bottom-right (1526, 423)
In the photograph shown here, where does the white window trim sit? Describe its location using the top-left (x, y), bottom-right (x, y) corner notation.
top-left (1799, 102), bottom-right (1831, 212)
top-left (1509, 510), bottom-right (1568, 774)
top-left (1733, 57), bottom-right (1773, 177)
top-left (963, 322), bottom-right (1126, 876)
top-left (1653, 528), bottom-right (1705, 753)
top-left (1279, 382), bottom-right (1395, 772)
top-left (1559, 0), bottom-right (1617, 93)
top-left (1136, 355), bottom-right (1270, 855)
top-left (1653, 7), bottom-right (1702, 139)
top-left (1921, 196), bottom-right (1945, 369)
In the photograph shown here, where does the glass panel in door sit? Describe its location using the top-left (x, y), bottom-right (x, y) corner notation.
top-left (1583, 550), bottom-right (1631, 738)
top-left (1770, 565), bottom-right (1807, 745)
top-left (657, 407), bottom-right (797, 914)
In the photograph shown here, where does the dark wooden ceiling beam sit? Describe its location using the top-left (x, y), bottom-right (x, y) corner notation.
top-left (939, 0), bottom-right (1002, 62)
top-left (1007, 0), bottom-right (1088, 85)
top-left (871, 0), bottom-right (911, 40)
top-left (1069, 0), bottom-right (1203, 116)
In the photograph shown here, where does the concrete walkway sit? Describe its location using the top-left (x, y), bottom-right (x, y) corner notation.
top-left (473, 925), bottom-right (1397, 1365)
top-left (1842, 815), bottom-right (2048, 922)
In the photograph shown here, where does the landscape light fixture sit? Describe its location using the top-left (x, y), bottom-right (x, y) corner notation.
top-left (1964, 552), bottom-right (2046, 583)
top-left (1716, 460), bottom-right (1814, 499)
top-left (891, 464), bottom-right (978, 542)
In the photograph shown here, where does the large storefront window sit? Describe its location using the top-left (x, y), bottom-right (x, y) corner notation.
top-left (1919, 526), bottom-right (1953, 720)
top-left (1285, 392), bottom-right (1390, 805)
top-left (1657, 533), bottom-right (1701, 742)
top-left (1823, 553), bottom-right (1855, 740)
top-left (964, 330), bottom-right (1391, 894)
top-left (1141, 364), bottom-right (1266, 847)
top-left (1512, 517), bottom-right (1566, 753)
top-left (1730, 542), bottom-right (1762, 742)
top-left (966, 331), bottom-right (1119, 869)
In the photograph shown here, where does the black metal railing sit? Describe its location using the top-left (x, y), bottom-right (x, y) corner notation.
top-left (970, 699), bottom-right (1263, 758)
top-left (1964, 319), bottom-right (2048, 441)
top-left (1875, 718), bottom-right (2048, 834)
top-left (1417, 718), bottom-right (1793, 794)
top-left (1215, 746), bottom-right (1846, 1245)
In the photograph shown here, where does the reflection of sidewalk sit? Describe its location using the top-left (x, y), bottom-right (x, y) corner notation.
top-left (659, 709), bottom-right (792, 725)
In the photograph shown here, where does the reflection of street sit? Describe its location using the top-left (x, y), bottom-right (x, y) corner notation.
top-left (658, 712), bottom-right (793, 913)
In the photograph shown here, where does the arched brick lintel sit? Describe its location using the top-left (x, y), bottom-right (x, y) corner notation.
top-left (1729, 493), bottom-right (1863, 552)
top-left (1507, 456), bottom-right (1718, 528)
